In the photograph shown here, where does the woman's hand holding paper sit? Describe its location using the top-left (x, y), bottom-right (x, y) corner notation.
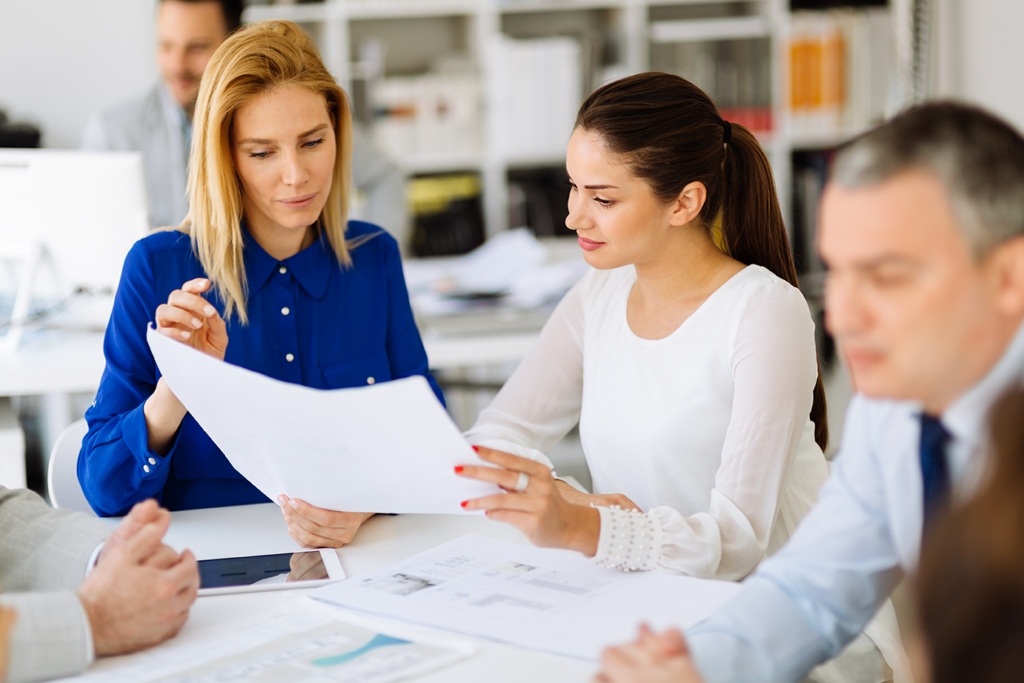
top-left (455, 447), bottom-right (602, 557)
top-left (278, 495), bottom-right (373, 548)
top-left (155, 278), bottom-right (228, 361)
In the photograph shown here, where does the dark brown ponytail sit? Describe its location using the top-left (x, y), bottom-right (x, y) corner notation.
top-left (576, 72), bottom-right (828, 451)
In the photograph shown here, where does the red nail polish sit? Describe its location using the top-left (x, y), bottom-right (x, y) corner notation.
top-left (472, 445), bottom-right (480, 453)
top-left (454, 466), bottom-right (464, 473)
top-left (460, 500), bottom-right (468, 508)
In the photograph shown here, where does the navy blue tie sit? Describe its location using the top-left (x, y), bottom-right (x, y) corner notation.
top-left (919, 413), bottom-right (951, 527)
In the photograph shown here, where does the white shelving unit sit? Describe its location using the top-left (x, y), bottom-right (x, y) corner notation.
top-left (243, 0), bottom-right (893, 243)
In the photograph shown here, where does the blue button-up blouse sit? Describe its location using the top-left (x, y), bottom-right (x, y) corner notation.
top-left (80, 221), bottom-right (443, 516)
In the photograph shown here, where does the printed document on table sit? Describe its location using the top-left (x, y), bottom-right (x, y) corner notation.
top-left (147, 326), bottom-right (499, 513)
top-left (54, 596), bottom-right (473, 683)
top-left (311, 533), bottom-right (742, 661)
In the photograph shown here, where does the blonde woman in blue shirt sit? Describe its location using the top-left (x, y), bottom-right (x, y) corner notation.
top-left (80, 21), bottom-right (441, 548)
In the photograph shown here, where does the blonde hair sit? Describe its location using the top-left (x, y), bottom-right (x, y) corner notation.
top-left (184, 19), bottom-right (354, 323)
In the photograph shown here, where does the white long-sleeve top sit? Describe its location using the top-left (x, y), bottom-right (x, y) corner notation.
top-left (465, 264), bottom-right (830, 580)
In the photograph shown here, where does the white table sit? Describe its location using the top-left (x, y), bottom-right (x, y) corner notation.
top-left (0, 331), bottom-right (106, 397)
top-left (84, 504), bottom-right (596, 682)
top-left (0, 330), bottom-right (107, 477)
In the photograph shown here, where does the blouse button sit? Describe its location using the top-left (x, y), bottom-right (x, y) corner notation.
top-left (286, 353), bottom-right (295, 362)
top-left (143, 464), bottom-right (150, 473)
top-left (281, 307), bottom-right (290, 316)
top-left (148, 457), bottom-right (156, 465)
top-left (279, 266), bottom-right (287, 275)
top-left (367, 377), bottom-right (375, 385)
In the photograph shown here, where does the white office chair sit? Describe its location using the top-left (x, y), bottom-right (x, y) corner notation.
top-left (47, 418), bottom-right (97, 516)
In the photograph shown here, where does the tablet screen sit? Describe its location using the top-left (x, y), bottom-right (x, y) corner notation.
top-left (198, 551), bottom-right (328, 589)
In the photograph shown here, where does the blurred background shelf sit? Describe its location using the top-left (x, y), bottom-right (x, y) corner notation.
top-left (649, 17), bottom-right (772, 42)
top-left (347, 1), bottom-right (481, 19)
top-left (397, 152), bottom-right (485, 174)
top-left (243, 0), bottom-right (898, 265)
top-left (0, 0), bottom-right (923, 493)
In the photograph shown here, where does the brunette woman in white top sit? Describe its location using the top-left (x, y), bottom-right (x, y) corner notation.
top-left (456, 73), bottom-right (905, 681)
top-left (455, 72), bottom-right (831, 581)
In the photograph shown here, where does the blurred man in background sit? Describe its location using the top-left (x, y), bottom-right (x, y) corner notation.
top-left (83, 0), bottom-right (406, 242)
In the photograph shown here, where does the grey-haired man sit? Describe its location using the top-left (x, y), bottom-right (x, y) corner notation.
top-left (595, 101), bottom-right (1024, 683)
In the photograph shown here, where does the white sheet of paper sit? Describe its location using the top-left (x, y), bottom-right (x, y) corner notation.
top-left (147, 326), bottom-right (499, 514)
top-left (311, 533), bottom-right (742, 661)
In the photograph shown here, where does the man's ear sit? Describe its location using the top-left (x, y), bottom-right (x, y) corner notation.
top-left (668, 181), bottom-right (707, 227)
top-left (989, 236), bottom-right (1024, 315)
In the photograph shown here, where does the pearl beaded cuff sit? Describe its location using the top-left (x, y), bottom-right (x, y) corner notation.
top-left (592, 504), bottom-right (662, 572)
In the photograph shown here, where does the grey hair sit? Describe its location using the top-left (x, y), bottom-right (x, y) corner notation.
top-left (831, 102), bottom-right (1024, 258)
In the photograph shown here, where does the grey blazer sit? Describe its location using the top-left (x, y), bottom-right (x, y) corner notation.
top-left (81, 82), bottom-right (189, 231)
top-left (0, 487), bottom-right (111, 683)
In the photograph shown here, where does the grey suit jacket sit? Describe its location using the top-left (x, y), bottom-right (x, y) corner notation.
top-left (81, 82), bottom-right (189, 230)
top-left (0, 487), bottom-right (111, 683)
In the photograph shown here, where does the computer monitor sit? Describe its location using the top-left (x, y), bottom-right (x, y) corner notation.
top-left (0, 149), bottom-right (150, 298)
top-left (0, 150), bottom-right (150, 349)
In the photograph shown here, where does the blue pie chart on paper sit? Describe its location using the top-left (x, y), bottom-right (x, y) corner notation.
top-left (312, 633), bottom-right (412, 667)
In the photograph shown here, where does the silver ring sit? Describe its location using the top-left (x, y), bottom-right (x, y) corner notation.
top-left (514, 471), bottom-right (530, 493)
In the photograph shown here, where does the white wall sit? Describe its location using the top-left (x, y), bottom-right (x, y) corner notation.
top-left (0, 0), bottom-right (158, 149)
top-left (935, 0), bottom-right (1024, 132)
top-left (958, 0), bottom-right (1024, 132)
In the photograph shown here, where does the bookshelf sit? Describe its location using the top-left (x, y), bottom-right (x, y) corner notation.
top-left (243, 0), bottom-right (895, 261)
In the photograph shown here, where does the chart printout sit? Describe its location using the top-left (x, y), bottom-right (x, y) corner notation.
top-left (53, 598), bottom-right (472, 683)
top-left (311, 534), bottom-right (741, 660)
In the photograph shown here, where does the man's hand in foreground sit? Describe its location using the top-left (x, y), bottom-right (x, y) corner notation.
top-left (78, 500), bottom-right (199, 656)
top-left (595, 625), bottom-right (704, 683)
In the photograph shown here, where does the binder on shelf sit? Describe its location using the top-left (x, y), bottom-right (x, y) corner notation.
top-left (786, 8), bottom-right (892, 139)
top-left (371, 71), bottom-right (481, 166)
top-left (407, 174), bottom-right (485, 258)
top-left (651, 37), bottom-right (773, 134)
top-left (491, 35), bottom-right (583, 161)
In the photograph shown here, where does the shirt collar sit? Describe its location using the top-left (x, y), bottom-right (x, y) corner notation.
top-left (242, 226), bottom-right (332, 300)
top-left (942, 319), bottom-right (1024, 463)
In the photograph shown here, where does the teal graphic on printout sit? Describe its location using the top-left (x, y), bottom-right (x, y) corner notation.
top-left (311, 633), bottom-right (411, 667)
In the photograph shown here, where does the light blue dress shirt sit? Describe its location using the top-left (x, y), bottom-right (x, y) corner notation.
top-left (687, 321), bottom-right (1024, 682)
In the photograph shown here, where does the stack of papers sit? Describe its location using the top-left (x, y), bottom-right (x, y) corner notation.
top-left (312, 534), bottom-right (741, 661)
top-left (403, 229), bottom-right (590, 316)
